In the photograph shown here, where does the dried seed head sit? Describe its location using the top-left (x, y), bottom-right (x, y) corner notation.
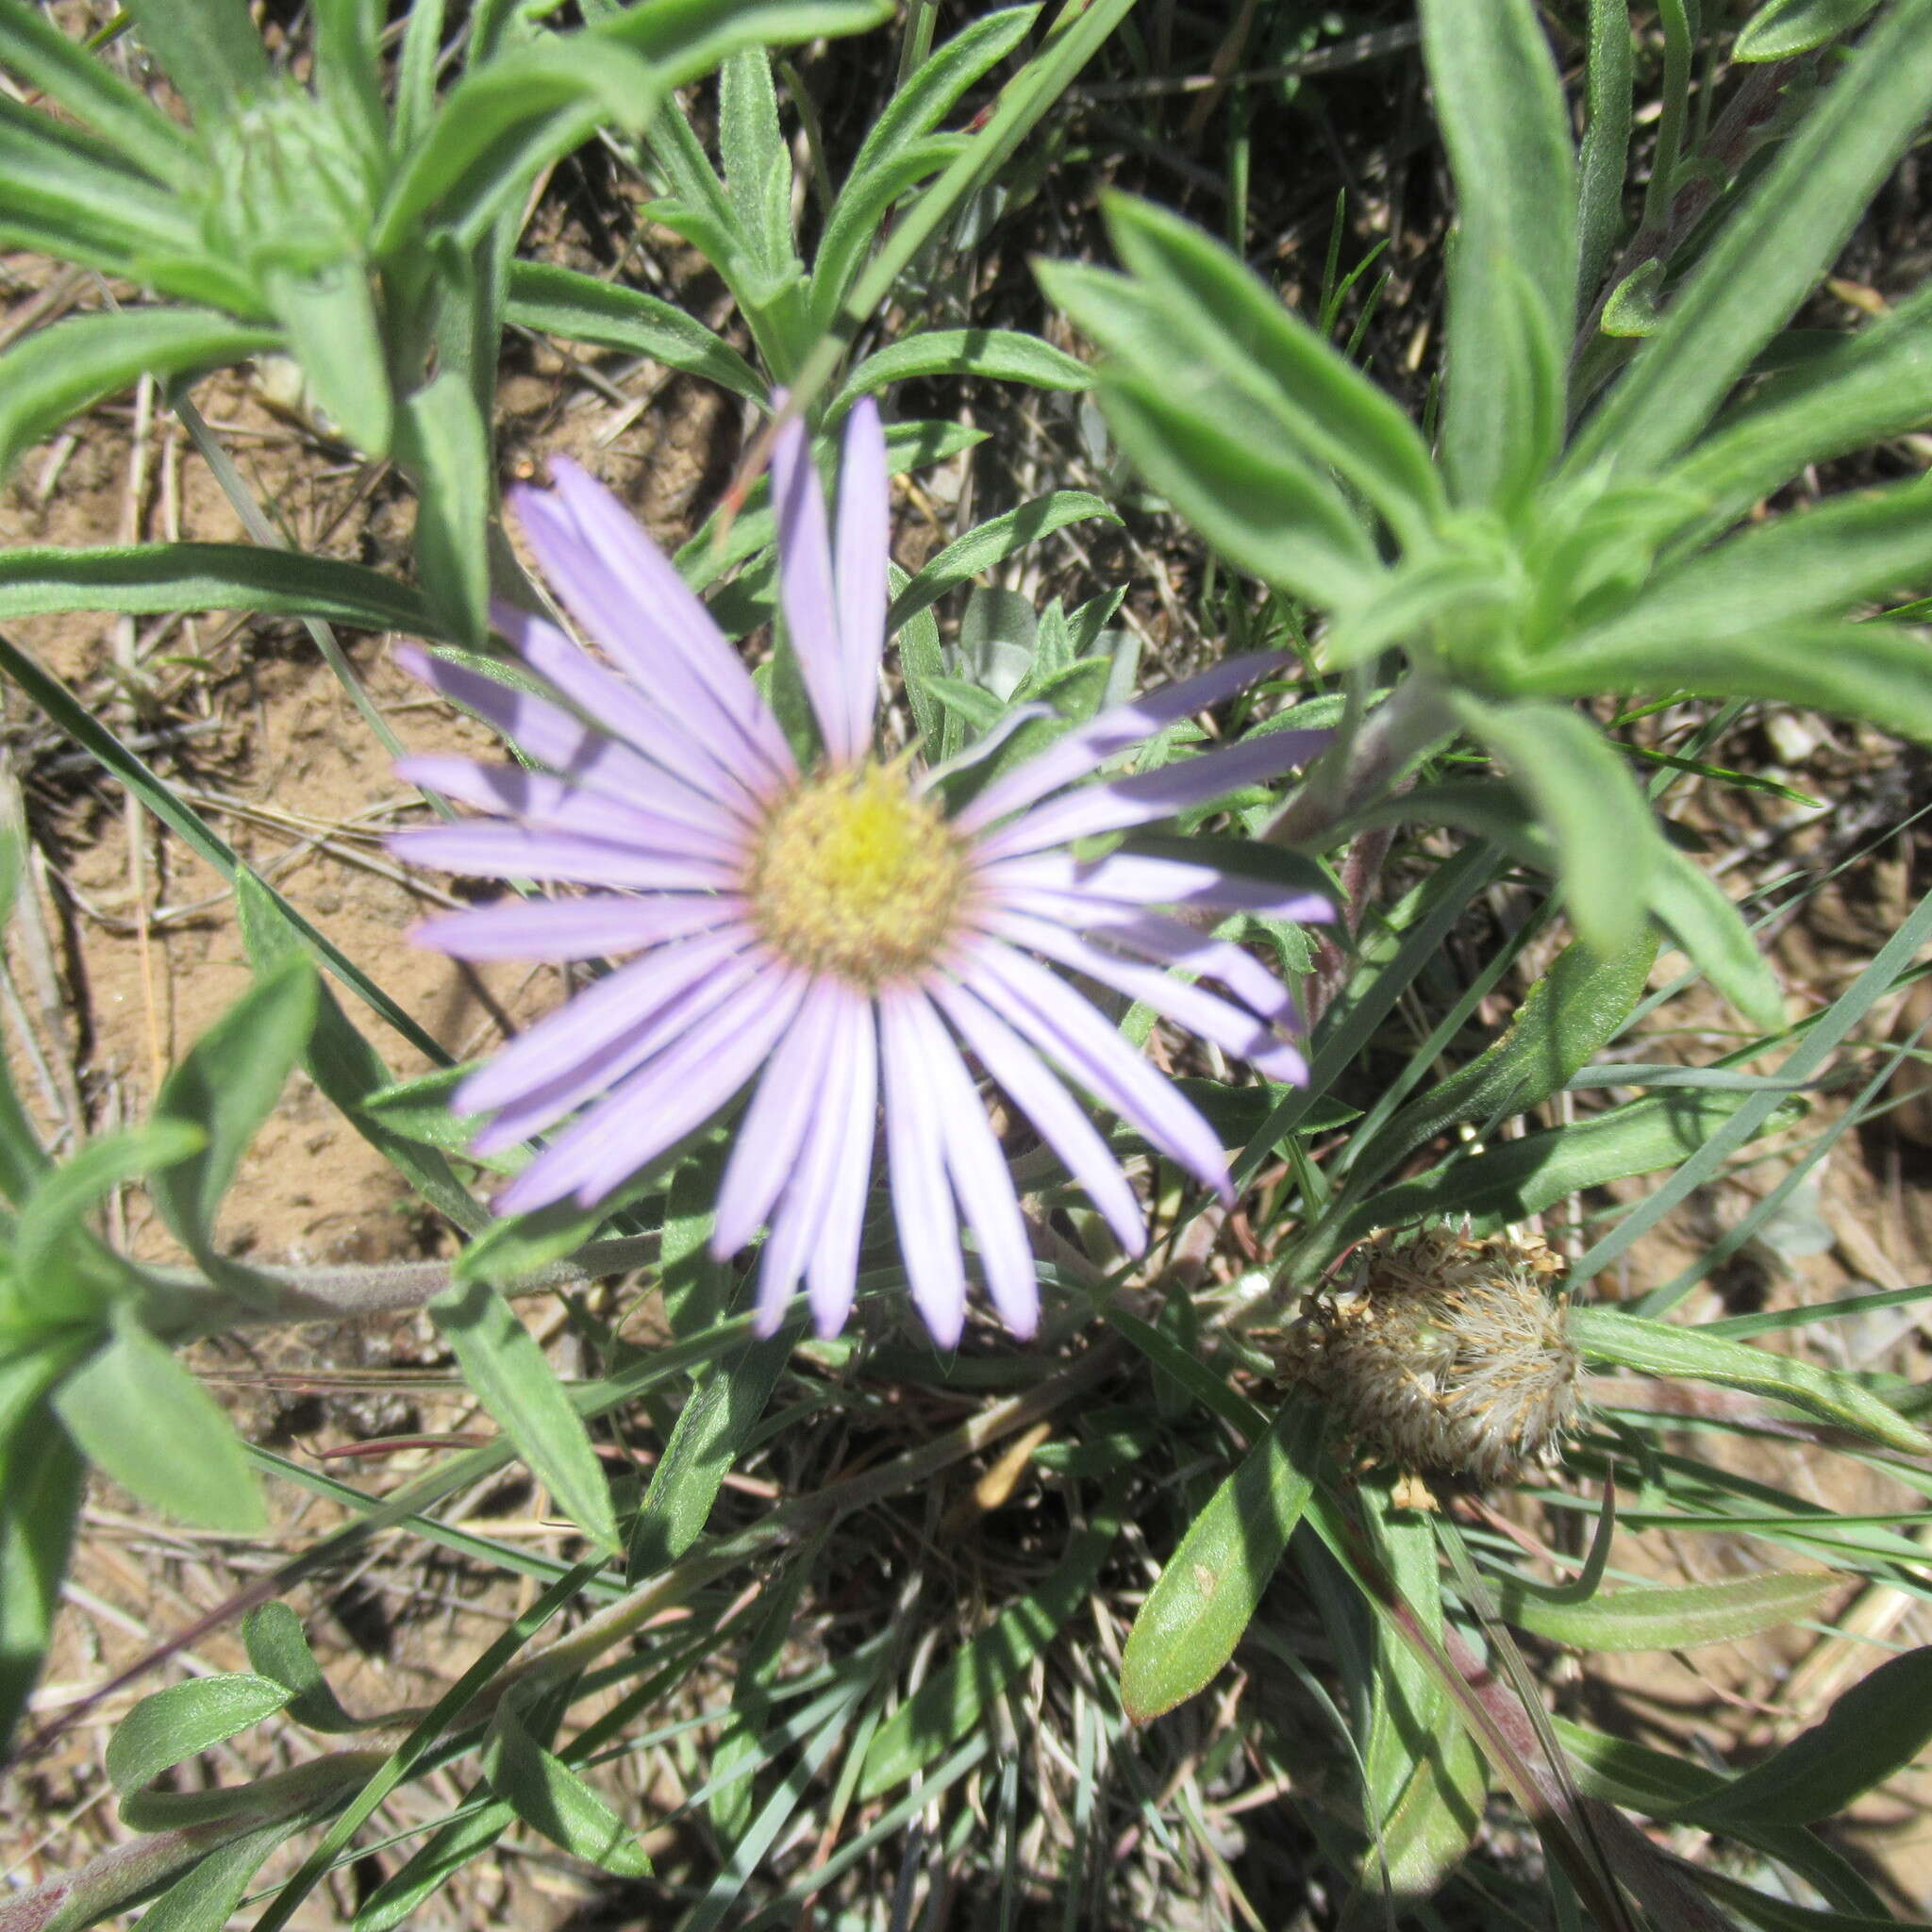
top-left (1280, 1224), bottom-right (1581, 1486)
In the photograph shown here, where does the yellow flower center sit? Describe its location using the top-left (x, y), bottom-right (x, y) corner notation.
top-left (745, 761), bottom-right (969, 985)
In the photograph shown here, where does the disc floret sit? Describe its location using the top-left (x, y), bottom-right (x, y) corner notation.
top-left (745, 760), bottom-right (970, 986)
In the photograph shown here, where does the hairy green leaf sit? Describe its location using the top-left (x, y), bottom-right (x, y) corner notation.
top-left (105, 1674), bottom-right (293, 1795)
top-left (1499, 1569), bottom-right (1842, 1651)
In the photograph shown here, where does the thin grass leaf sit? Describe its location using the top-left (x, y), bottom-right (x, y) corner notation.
top-left (863, 1481), bottom-right (1124, 1791)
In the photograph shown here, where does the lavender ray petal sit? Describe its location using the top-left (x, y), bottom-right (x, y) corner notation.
top-left (469, 945), bottom-right (767, 1154)
top-left (771, 410), bottom-right (854, 764)
top-left (541, 458), bottom-right (795, 780)
top-left (878, 984), bottom-right (967, 1348)
top-left (412, 892), bottom-right (748, 962)
top-left (494, 967), bottom-right (805, 1214)
top-left (952, 938), bottom-right (1233, 1199)
top-left (989, 889), bottom-right (1301, 1029)
top-left (926, 975), bottom-right (1146, 1257)
top-left (803, 991), bottom-right (879, 1340)
top-left (499, 511), bottom-right (776, 808)
top-left (985, 848), bottom-right (1336, 924)
top-left (712, 975), bottom-right (847, 1257)
top-left (953, 651), bottom-right (1289, 834)
top-left (752, 1011), bottom-right (855, 1336)
top-left (489, 604), bottom-right (763, 827)
top-left (394, 642), bottom-right (705, 816)
top-left (388, 824), bottom-right (735, 894)
top-left (461, 924), bottom-right (757, 1122)
top-left (977, 729), bottom-right (1332, 861)
top-left (978, 908), bottom-right (1308, 1085)
top-left (832, 398), bottom-right (888, 757)
top-left (899, 990), bottom-right (1039, 1340)
top-left (393, 755), bottom-right (749, 865)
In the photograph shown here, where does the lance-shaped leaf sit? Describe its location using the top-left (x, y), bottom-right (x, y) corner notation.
top-left (482, 1689), bottom-right (651, 1876)
top-left (397, 370), bottom-right (491, 648)
top-left (1567, 1306), bottom-right (1928, 1455)
top-left (1687, 1644), bottom-right (1932, 1826)
top-left (811, 5), bottom-right (1036, 320)
top-left (0, 543), bottom-right (443, 633)
top-left (0, 308), bottom-right (279, 485)
top-left (1648, 840), bottom-right (1787, 1034)
top-left (0, 1404), bottom-right (83, 1756)
top-left (244, 1603), bottom-right (363, 1732)
top-left (1099, 194), bottom-right (1445, 544)
top-left (265, 262), bottom-right (394, 458)
top-left (1120, 1398), bottom-right (1323, 1722)
top-left (1516, 619), bottom-right (1932, 745)
top-left (1735, 0), bottom-right (1887, 58)
top-left (119, 0), bottom-right (271, 118)
top-left (150, 958), bottom-right (317, 1274)
top-left (430, 1277), bottom-right (620, 1553)
top-left (1568, 0), bottom-right (1932, 477)
top-left (1575, 0), bottom-right (1634, 312)
top-left (0, 0), bottom-right (199, 187)
top-left (106, 1674), bottom-right (295, 1795)
top-left (1331, 1089), bottom-right (1807, 1257)
top-left (886, 490), bottom-right (1120, 633)
top-left (1498, 1570), bottom-right (1844, 1652)
top-left (1039, 258), bottom-right (1386, 608)
top-left (52, 1311), bottom-right (268, 1533)
top-left (829, 327), bottom-right (1091, 418)
top-left (1420, 0), bottom-right (1576, 506)
top-left (1452, 695), bottom-right (1657, 958)
top-left (507, 259), bottom-right (763, 400)
top-left (1561, 479), bottom-right (1932, 658)
top-left (1669, 289), bottom-right (1932, 535)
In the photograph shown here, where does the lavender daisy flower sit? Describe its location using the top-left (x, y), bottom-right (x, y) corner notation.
top-left (389, 401), bottom-right (1331, 1347)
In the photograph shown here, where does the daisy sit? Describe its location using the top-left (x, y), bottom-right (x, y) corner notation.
top-left (389, 400), bottom-right (1332, 1347)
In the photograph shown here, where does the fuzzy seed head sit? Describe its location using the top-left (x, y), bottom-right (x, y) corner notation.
top-left (1282, 1224), bottom-right (1581, 1486)
top-left (745, 760), bottom-right (970, 986)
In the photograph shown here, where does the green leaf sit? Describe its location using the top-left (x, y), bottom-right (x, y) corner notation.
top-left (1452, 695), bottom-right (1656, 957)
top-left (10, 1121), bottom-right (202, 1302)
top-left (0, 1408), bottom-right (82, 1757)
top-left (1689, 1644), bottom-right (1932, 1826)
top-left (1499, 1570), bottom-right (1843, 1652)
top-left (810, 4), bottom-right (1036, 319)
top-left (430, 1277), bottom-right (620, 1552)
top-left (397, 371), bottom-right (491, 648)
top-left (1345, 928), bottom-right (1659, 1193)
top-left (828, 327), bottom-right (1091, 418)
top-left (0, 0), bottom-right (198, 186)
top-left (1648, 841), bottom-right (1787, 1033)
top-left (150, 958), bottom-right (317, 1267)
top-left (0, 308), bottom-right (279, 485)
top-left (233, 871), bottom-right (486, 1233)
top-left (53, 1315), bottom-right (268, 1533)
top-left (130, 1823), bottom-right (295, 1932)
top-left (1099, 193), bottom-right (1445, 543)
top-left (719, 47), bottom-right (794, 277)
top-left (862, 1483), bottom-right (1124, 1792)
top-left (1669, 293), bottom-right (1932, 531)
top-left (1119, 1396), bottom-right (1324, 1723)
top-left (1568, 1306), bottom-right (1928, 1455)
top-left (0, 543), bottom-right (444, 634)
top-left (105, 1674), bottom-right (293, 1794)
top-left (482, 1688), bottom-right (651, 1875)
top-left (264, 262), bottom-right (394, 458)
top-left (1420, 0), bottom-right (1576, 505)
top-left (1335, 1089), bottom-right (1807, 1255)
top-left (119, 0), bottom-right (271, 118)
top-left (886, 490), bottom-right (1119, 634)
top-left (313, 0), bottom-right (388, 166)
top-left (1039, 259), bottom-right (1385, 608)
top-left (1521, 620), bottom-right (1932, 745)
top-left (1568, 0), bottom-right (1932, 477)
top-left (1735, 0), bottom-right (1885, 58)
top-left (506, 259), bottom-right (763, 400)
top-left (1565, 480), bottom-right (1932, 658)
top-left (243, 1603), bottom-right (362, 1732)
top-left (1575, 0), bottom-right (1634, 310)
